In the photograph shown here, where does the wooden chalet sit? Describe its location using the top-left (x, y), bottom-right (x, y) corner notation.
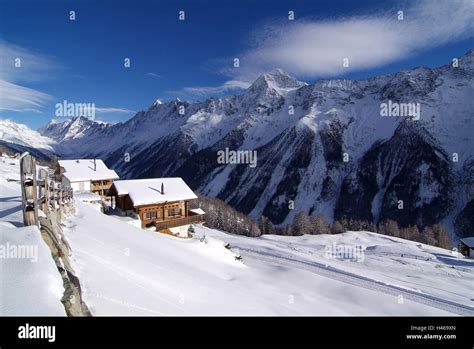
top-left (55, 159), bottom-right (119, 196)
top-left (108, 178), bottom-right (204, 235)
top-left (459, 237), bottom-right (474, 259)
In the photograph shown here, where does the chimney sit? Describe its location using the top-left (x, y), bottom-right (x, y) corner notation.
top-left (161, 182), bottom-right (165, 195)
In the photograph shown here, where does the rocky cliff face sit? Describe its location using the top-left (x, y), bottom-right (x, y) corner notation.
top-left (39, 208), bottom-right (91, 316)
top-left (37, 50), bottom-right (474, 236)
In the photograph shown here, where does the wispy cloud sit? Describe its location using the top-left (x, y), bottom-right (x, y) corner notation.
top-left (0, 79), bottom-right (53, 114)
top-left (145, 72), bottom-right (161, 78)
top-left (0, 40), bottom-right (62, 83)
top-left (171, 79), bottom-right (251, 99)
top-left (94, 107), bottom-right (135, 114)
top-left (223, 0), bottom-right (474, 81)
top-left (0, 40), bottom-right (59, 114)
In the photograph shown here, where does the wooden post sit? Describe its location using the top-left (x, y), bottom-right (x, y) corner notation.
top-left (57, 183), bottom-right (61, 207)
top-left (20, 152), bottom-right (38, 227)
top-left (38, 168), bottom-right (49, 213)
top-left (49, 180), bottom-right (56, 210)
top-left (59, 184), bottom-right (63, 208)
top-left (55, 182), bottom-right (59, 208)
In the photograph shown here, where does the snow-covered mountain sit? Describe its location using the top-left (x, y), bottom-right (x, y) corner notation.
top-left (30, 49), bottom-right (474, 236)
top-left (0, 119), bottom-right (55, 161)
top-left (0, 119), bottom-right (54, 151)
top-left (38, 116), bottom-right (110, 142)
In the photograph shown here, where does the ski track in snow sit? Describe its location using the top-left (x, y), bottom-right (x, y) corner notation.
top-left (237, 247), bottom-right (474, 316)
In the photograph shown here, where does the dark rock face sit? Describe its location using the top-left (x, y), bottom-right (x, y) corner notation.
top-left (455, 200), bottom-right (474, 238)
top-left (260, 127), bottom-right (315, 224)
top-left (335, 122), bottom-right (454, 228)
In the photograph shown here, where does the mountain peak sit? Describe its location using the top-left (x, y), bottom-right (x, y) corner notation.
top-left (249, 69), bottom-right (307, 94)
top-left (151, 99), bottom-right (163, 108)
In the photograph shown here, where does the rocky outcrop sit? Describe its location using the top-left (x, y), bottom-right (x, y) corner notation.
top-left (39, 207), bottom-right (91, 316)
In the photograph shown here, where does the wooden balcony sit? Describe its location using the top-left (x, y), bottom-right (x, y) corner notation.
top-left (91, 183), bottom-right (112, 191)
top-left (154, 213), bottom-right (204, 231)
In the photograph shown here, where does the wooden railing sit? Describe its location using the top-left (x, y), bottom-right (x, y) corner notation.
top-left (154, 214), bottom-right (203, 231)
top-left (91, 183), bottom-right (112, 190)
top-left (20, 152), bottom-right (74, 226)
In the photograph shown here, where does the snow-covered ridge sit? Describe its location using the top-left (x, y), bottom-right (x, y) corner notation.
top-left (38, 116), bottom-right (110, 143)
top-left (0, 119), bottom-right (55, 152)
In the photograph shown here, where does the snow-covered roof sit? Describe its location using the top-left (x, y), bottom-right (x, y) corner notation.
top-left (112, 178), bottom-right (198, 206)
top-left (460, 237), bottom-right (474, 248)
top-left (58, 159), bottom-right (119, 182)
top-left (190, 208), bottom-right (205, 215)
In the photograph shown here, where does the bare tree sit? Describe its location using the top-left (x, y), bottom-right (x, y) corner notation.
top-left (378, 219), bottom-right (400, 237)
top-left (192, 196), bottom-right (261, 237)
top-left (408, 225), bottom-right (422, 243)
top-left (310, 213), bottom-right (330, 234)
top-left (331, 220), bottom-right (344, 234)
top-left (422, 226), bottom-right (437, 246)
top-left (259, 216), bottom-right (276, 235)
top-left (292, 211), bottom-right (311, 235)
top-left (432, 224), bottom-right (452, 249)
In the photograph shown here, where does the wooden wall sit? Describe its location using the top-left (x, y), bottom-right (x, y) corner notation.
top-left (137, 201), bottom-right (187, 228)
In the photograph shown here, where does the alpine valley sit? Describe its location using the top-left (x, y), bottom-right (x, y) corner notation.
top-left (4, 49), bottom-right (474, 238)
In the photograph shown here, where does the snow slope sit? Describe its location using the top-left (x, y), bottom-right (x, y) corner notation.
top-left (0, 119), bottom-right (55, 153)
top-left (0, 156), bottom-right (65, 315)
top-left (63, 199), bottom-right (474, 316)
top-left (0, 157), bottom-right (23, 227)
top-left (0, 223), bottom-right (66, 316)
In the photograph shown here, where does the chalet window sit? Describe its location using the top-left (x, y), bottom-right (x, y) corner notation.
top-left (167, 207), bottom-right (181, 217)
top-left (145, 211), bottom-right (157, 220)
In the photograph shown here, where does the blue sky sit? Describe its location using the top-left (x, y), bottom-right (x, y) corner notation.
top-left (0, 0), bottom-right (473, 129)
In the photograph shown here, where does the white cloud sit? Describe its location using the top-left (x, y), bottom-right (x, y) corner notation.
top-left (0, 40), bottom-right (61, 83)
top-left (173, 80), bottom-right (251, 98)
top-left (0, 41), bottom-right (60, 114)
top-left (225, 0), bottom-right (474, 81)
top-left (94, 107), bottom-right (135, 114)
top-left (0, 79), bottom-right (53, 113)
top-left (145, 72), bottom-right (161, 78)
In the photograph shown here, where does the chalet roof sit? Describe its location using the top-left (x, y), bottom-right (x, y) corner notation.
top-left (112, 178), bottom-right (198, 206)
top-left (58, 159), bottom-right (119, 182)
top-left (460, 237), bottom-right (474, 248)
top-left (190, 208), bottom-right (205, 215)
